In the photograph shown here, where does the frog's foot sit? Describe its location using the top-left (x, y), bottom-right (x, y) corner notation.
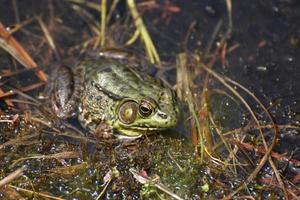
top-left (51, 65), bottom-right (85, 119)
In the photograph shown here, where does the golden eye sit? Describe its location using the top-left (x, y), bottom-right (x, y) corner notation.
top-left (139, 101), bottom-right (153, 117)
top-left (118, 101), bottom-right (138, 124)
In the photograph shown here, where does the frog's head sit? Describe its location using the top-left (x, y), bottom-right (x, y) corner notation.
top-left (112, 88), bottom-right (179, 137)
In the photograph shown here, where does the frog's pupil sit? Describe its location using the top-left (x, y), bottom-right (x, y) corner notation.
top-left (141, 106), bottom-right (150, 113)
top-left (139, 103), bottom-right (152, 117)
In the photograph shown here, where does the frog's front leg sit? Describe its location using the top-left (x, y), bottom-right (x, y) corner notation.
top-left (94, 123), bottom-right (115, 139)
top-left (94, 123), bottom-right (142, 143)
top-left (51, 65), bottom-right (85, 119)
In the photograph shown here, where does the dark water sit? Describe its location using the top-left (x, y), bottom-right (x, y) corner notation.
top-left (150, 0), bottom-right (300, 151)
top-left (152, 0), bottom-right (300, 122)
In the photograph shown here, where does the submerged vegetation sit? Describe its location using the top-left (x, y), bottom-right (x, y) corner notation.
top-left (0, 0), bottom-right (299, 199)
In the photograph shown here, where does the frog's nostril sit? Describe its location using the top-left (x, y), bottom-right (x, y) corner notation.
top-left (158, 113), bottom-right (167, 119)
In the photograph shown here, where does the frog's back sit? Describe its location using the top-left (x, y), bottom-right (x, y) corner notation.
top-left (77, 59), bottom-right (164, 100)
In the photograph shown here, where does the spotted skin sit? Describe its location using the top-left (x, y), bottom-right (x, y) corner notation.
top-left (51, 56), bottom-right (179, 138)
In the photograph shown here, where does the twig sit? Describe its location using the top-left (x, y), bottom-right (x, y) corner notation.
top-left (96, 169), bottom-right (112, 200)
top-left (0, 133), bottom-right (40, 150)
top-left (130, 168), bottom-right (184, 200)
top-left (37, 17), bottom-right (61, 60)
top-left (12, 0), bottom-right (20, 23)
top-left (177, 53), bottom-right (204, 161)
top-left (224, 77), bottom-right (286, 198)
top-left (167, 150), bottom-right (184, 172)
top-left (0, 88), bottom-right (14, 106)
top-left (204, 19), bottom-right (223, 57)
top-left (0, 82), bottom-right (45, 99)
top-left (11, 151), bottom-right (81, 168)
top-left (0, 167), bottom-right (25, 188)
top-left (9, 185), bottom-right (65, 200)
top-left (230, 140), bottom-right (300, 166)
top-left (199, 64), bottom-right (278, 199)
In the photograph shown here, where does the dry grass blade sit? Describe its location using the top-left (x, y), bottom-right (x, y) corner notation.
top-left (54, 131), bottom-right (99, 144)
top-left (0, 185), bottom-right (26, 199)
top-left (48, 162), bottom-right (89, 177)
top-left (7, 18), bottom-right (35, 35)
top-left (12, 0), bottom-right (20, 22)
top-left (222, 124), bottom-right (300, 137)
top-left (67, 0), bottom-right (101, 12)
top-left (127, 0), bottom-right (160, 64)
top-left (8, 185), bottom-right (65, 200)
top-left (0, 23), bottom-right (47, 82)
top-left (0, 167), bottom-right (25, 188)
top-left (125, 29), bottom-right (140, 46)
top-left (70, 4), bottom-right (101, 36)
top-left (225, 0), bottom-right (233, 37)
top-left (209, 113), bottom-right (239, 174)
top-left (199, 64), bottom-right (279, 199)
top-left (30, 116), bottom-right (61, 133)
top-left (0, 82), bottom-right (45, 99)
top-left (0, 68), bottom-right (34, 78)
top-left (167, 150), bottom-right (184, 172)
top-left (176, 53), bottom-right (204, 161)
top-left (0, 133), bottom-right (40, 150)
top-left (204, 19), bottom-right (223, 56)
top-left (0, 114), bottom-right (19, 123)
top-left (95, 170), bottom-right (112, 200)
top-left (100, 0), bottom-right (107, 47)
top-left (0, 88), bottom-right (14, 106)
top-left (230, 140), bottom-right (300, 166)
top-left (106, 0), bottom-right (120, 22)
top-left (130, 168), bottom-right (184, 200)
top-left (37, 17), bottom-right (60, 60)
top-left (11, 151), bottom-right (81, 168)
top-left (223, 76), bottom-right (287, 198)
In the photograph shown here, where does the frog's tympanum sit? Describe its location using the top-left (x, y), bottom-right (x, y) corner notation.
top-left (51, 52), bottom-right (179, 139)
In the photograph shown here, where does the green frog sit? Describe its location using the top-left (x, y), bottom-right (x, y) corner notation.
top-left (51, 50), bottom-right (179, 139)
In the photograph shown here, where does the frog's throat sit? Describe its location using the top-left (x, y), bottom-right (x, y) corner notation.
top-left (115, 133), bottom-right (142, 140)
top-left (117, 126), bottom-right (164, 136)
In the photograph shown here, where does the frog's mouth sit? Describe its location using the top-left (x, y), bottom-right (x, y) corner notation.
top-left (115, 134), bottom-right (143, 140)
top-left (117, 126), bottom-right (164, 137)
top-left (115, 128), bottom-right (159, 140)
top-left (127, 126), bottom-right (164, 131)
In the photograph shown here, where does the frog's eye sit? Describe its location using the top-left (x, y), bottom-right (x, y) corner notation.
top-left (139, 101), bottom-right (153, 117)
top-left (119, 101), bottom-right (138, 124)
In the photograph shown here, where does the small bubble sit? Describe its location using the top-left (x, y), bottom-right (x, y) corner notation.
top-left (205, 5), bottom-right (216, 15)
top-left (256, 66), bottom-right (267, 72)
